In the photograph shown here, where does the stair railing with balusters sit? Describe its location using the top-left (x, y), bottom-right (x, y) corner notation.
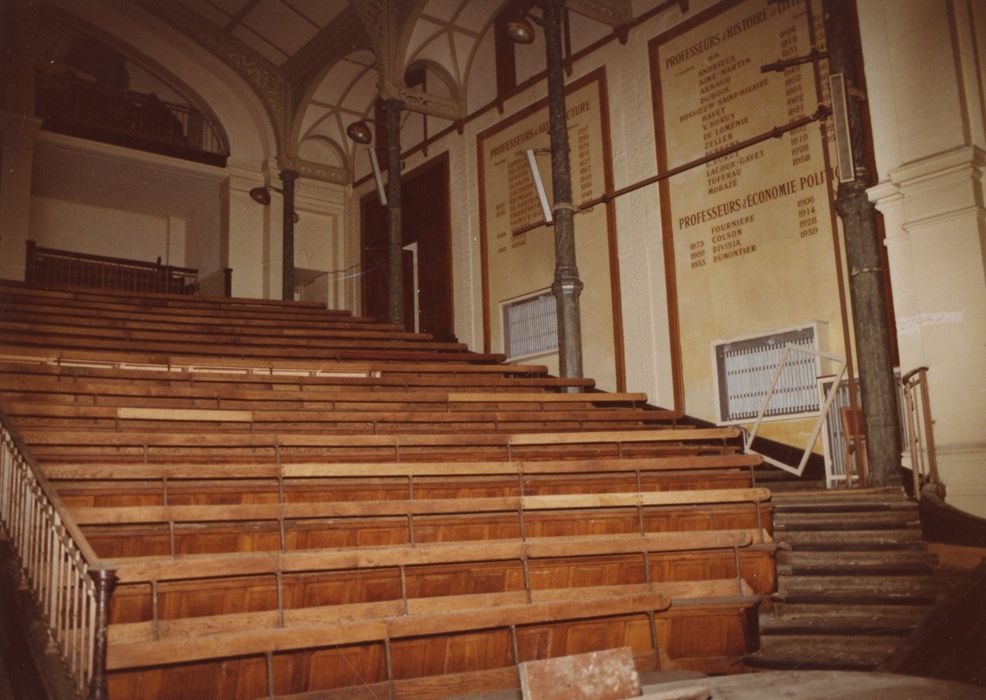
top-left (901, 367), bottom-right (940, 498)
top-left (0, 406), bottom-right (115, 699)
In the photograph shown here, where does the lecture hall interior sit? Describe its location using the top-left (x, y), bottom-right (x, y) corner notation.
top-left (1, 0), bottom-right (985, 698)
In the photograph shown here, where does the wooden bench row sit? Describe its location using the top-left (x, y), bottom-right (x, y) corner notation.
top-left (105, 578), bottom-right (760, 700)
top-left (4, 404), bottom-right (668, 435)
top-left (40, 453), bottom-right (762, 480)
top-left (70, 487), bottom-right (770, 526)
top-left (0, 373), bottom-right (648, 407)
top-left (0, 348), bottom-right (558, 378)
top-left (0, 303), bottom-right (424, 338)
top-left (0, 282), bottom-right (376, 323)
top-left (0, 318), bottom-right (463, 352)
top-left (0, 327), bottom-right (509, 364)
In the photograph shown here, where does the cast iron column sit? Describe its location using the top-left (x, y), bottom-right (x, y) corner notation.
top-left (543, 0), bottom-right (584, 381)
top-left (383, 98), bottom-right (405, 327)
top-left (824, 0), bottom-right (900, 486)
top-left (280, 169), bottom-right (298, 301)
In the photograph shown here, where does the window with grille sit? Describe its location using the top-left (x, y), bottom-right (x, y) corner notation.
top-left (502, 290), bottom-right (557, 360)
top-left (713, 325), bottom-right (821, 424)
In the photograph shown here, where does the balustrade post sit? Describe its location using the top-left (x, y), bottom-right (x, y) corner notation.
top-left (87, 568), bottom-right (117, 700)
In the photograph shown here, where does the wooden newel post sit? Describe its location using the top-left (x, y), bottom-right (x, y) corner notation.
top-left (88, 568), bottom-right (117, 700)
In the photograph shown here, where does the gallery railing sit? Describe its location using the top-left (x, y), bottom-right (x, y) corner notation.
top-left (0, 407), bottom-right (115, 699)
top-left (902, 366), bottom-right (940, 497)
top-left (26, 241), bottom-right (231, 297)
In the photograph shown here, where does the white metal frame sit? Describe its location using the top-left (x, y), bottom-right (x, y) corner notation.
top-left (742, 343), bottom-right (847, 477)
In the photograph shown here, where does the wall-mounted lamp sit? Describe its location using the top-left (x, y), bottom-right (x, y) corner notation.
top-left (248, 185), bottom-right (300, 223)
top-left (346, 119), bottom-right (388, 206)
top-left (504, 16), bottom-right (537, 44)
top-left (346, 121), bottom-right (373, 145)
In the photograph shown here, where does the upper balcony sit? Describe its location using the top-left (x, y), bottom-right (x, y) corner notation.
top-left (35, 72), bottom-right (229, 168)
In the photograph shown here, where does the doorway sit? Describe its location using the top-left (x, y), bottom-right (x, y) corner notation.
top-left (360, 151), bottom-right (454, 339)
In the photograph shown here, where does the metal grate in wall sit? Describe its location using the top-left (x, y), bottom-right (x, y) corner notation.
top-left (502, 290), bottom-right (557, 361)
top-left (714, 326), bottom-right (820, 423)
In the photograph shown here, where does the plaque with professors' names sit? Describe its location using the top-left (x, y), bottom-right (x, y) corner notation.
top-left (477, 69), bottom-right (622, 391)
top-left (650, 0), bottom-right (848, 429)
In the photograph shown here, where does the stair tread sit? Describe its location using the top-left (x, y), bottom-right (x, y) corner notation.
top-left (747, 634), bottom-right (899, 670)
top-left (778, 550), bottom-right (937, 564)
top-left (775, 510), bottom-right (918, 524)
top-left (778, 530), bottom-right (926, 549)
top-left (761, 610), bottom-right (926, 635)
top-left (772, 602), bottom-right (934, 619)
top-left (775, 574), bottom-right (954, 604)
top-left (777, 550), bottom-right (938, 575)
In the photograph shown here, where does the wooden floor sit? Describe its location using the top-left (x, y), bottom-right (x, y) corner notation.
top-left (0, 282), bottom-right (776, 699)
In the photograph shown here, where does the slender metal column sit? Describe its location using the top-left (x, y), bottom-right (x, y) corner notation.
top-left (280, 169), bottom-right (298, 301)
top-left (543, 0), bottom-right (583, 381)
top-left (87, 568), bottom-right (117, 700)
top-left (383, 98), bottom-right (405, 327)
top-left (824, 0), bottom-right (900, 486)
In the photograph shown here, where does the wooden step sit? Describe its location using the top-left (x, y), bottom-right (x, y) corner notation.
top-left (776, 550), bottom-right (938, 576)
top-left (760, 607), bottom-right (928, 636)
top-left (745, 634), bottom-right (899, 671)
top-left (770, 601), bottom-right (933, 623)
top-left (777, 528), bottom-right (926, 550)
top-left (773, 510), bottom-right (920, 531)
top-left (774, 574), bottom-right (954, 605)
top-left (771, 489), bottom-right (912, 512)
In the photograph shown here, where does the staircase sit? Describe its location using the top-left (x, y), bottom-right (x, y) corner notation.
top-left (746, 487), bottom-right (956, 671)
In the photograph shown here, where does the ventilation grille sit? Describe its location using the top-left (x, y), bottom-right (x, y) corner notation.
top-left (502, 290), bottom-right (557, 361)
top-left (714, 326), bottom-right (820, 423)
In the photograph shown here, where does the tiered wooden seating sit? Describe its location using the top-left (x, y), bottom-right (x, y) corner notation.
top-left (0, 282), bottom-right (774, 699)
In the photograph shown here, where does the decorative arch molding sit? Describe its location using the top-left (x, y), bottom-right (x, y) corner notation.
top-left (48, 0), bottom-right (278, 162)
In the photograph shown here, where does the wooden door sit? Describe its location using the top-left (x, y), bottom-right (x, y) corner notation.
top-left (360, 152), bottom-right (453, 338)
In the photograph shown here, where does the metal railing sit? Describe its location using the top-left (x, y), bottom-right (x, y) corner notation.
top-left (902, 366), bottom-right (940, 498)
top-left (0, 407), bottom-right (115, 699)
top-left (819, 370), bottom-right (908, 489)
top-left (36, 72), bottom-right (229, 167)
top-left (26, 241), bottom-right (231, 297)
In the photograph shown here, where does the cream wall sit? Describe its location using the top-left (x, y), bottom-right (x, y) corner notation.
top-left (29, 197), bottom-right (174, 263)
top-left (861, 0), bottom-right (986, 517)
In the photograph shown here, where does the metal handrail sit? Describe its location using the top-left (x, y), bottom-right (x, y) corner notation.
top-left (901, 366), bottom-right (940, 498)
top-left (0, 405), bottom-right (115, 699)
